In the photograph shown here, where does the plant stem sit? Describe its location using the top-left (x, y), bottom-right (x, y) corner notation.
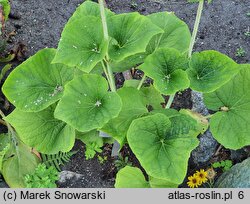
top-left (0, 118), bottom-right (7, 126)
top-left (164, 1), bottom-right (204, 109)
top-left (99, 0), bottom-right (116, 92)
top-left (137, 74), bottom-right (146, 90)
top-left (106, 61), bottom-right (116, 92)
top-left (188, 0), bottom-right (204, 58)
top-left (99, 0), bottom-right (109, 43)
top-left (204, 114), bottom-right (213, 119)
top-left (165, 94), bottom-right (175, 109)
top-left (101, 61), bottom-right (111, 84)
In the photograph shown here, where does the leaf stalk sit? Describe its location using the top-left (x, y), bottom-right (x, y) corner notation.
top-left (99, 0), bottom-right (116, 92)
top-left (188, 0), bottom-right (204, 58)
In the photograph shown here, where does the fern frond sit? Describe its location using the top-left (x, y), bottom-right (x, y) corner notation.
top-left (41, 151), bottom-right (77, 171)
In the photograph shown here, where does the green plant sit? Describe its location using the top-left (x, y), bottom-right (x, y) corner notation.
top-left (97, 155), bottom-right (107, 164)
top-left (0, 0), bottom-right (11, 55)
top-left (41, 151), bottom-right (77, 171)
top-left (244, 32), bottom-right (250, 37)
top-left (114, 154), bottom-right (132, 171)
top-left (0, 110), bottom-right (40, 188)
top-left (247, 12), bottom-right (250, 17)
top-left (244, 28), bottom-right (250, 37)
top-left (24, 163), bottom-right (59, 188)
top-left (0, 64), bottom-right (11, 83)
top-left (77, 130), bottom-right (104, 160)
top-left (0, 0), bottom-right (10, 31)
top-left (130, 1), bottom-right (138, 9)
top-left (212, 160), bottom-right (233, 172)
top-left (1, 0), bottom-right (250, 188)
top-left (235, 47), bottom-right (246, 57)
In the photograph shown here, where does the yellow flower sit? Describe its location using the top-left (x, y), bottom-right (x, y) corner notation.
top-left (187, 175), bottom-right (201, 188)
top-left (194, 169), bottom-right (208, 184)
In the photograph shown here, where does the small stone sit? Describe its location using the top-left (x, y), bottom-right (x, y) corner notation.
top-left (57, 171), bottom-right (113, 188)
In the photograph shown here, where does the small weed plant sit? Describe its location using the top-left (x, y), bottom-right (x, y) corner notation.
top-left (236, 47), bottom-right (246, 57)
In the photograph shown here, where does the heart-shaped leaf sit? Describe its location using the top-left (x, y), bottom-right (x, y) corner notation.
top-left (127, 113), bottom-right (199, 183)
top-left (115, 166), bottom-right (150, 188)
top-left (152, 109), bottom-right (209, 136)
top-left (141, 86), bottom-right (164, 109)
top-left (54, 74), bottom-right (122, 132)
top-left (2, 140), bottom-right (40, 187)
top-left (101, 87), bottom-right (147, 146)
top-left (147, 12), bottom-right (191, 54)
top-left (123, 82), bottom-right (165, 109)
top-left (204, 64), bottom-right (250, 150)
top-left (108, 12), bottom-right (163, 61)
top-left (93, 53), bottom-right (146, 73)
top-left (53, 15), bottom-right (108, 73)
top-left (5, 105), bottom-right (75, 154)
top-left (123, 79), bottom-right (140, 88)
top-left (148, 176), bottom-right (178, 188)
top-left (2, 48), bottom-right (74, 112)
top-left (139, 48), bottom-right (189, 95)
top-left (110, 53), bottom-right (147, 72)
top-left (115, 166), bottom-right (179, 188)
top-left (68, 1), bottom-right (114, 20)
top-left (187, 50), bottom-right (239, 93)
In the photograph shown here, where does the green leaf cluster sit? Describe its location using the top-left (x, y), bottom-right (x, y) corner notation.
top-left (24, 163), bottom-right (59, 188)
top-left (114, 155), bottom-right (132, 171)
top-left (41, 151), bottom-right (77, 171)
top-left (212, 160), bottom-right (233, 172)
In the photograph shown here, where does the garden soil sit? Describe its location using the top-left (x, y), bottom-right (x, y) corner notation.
top-left (0, 0), bottom-right (250, 187)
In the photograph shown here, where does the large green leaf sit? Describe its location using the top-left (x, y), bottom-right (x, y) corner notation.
top-left (76, 130), bottom-right (104, 160)
top-left (76, 130), bottom-right (103, 147)
top-left (149, 176), bottom-right (178, 188)
top-left (123, 82), bottom-right (165, 109)
top-left (108, 12), bottom-right (163, 61)
top-left (187, 50), bottom-right (239, 93)
top-left (139, 48), bottom-right (189, 95)
top-left (141, 85), bottom-right (164, 109)
top-left (204, 64), bottom-right (250, 149)
top-left (54, 74), bottom-right (122, 132)
top-left (115, 166), bottom-right (179, 188)
top-left (127, 113), bottom-right (199, 184)
top-left (115, 166), bottom-right (150, 188)
top-left (92, 52), bottom-right (146, 73)
top-left (123, 79), bottom-right (140, 88)
top-left (147, 12), bottom-right (191, 54)
top-left (0, 133), bottom-right (10, 172)
top-left (53, 15), bottom-right (108, 73)
top-left (101, 87), bottom-right (147, 146)
top-left (68, 1), bottom-right (114, 20)
top-left (152, 109), bottom-right (209, 136)
top-left (2, 140), bottom-right (40, 187)
top-left (2, 48), bottom-right (74, 112)
top-left (5, 105), bottom-right (75, 154)
top-left (110, 53), bottom-right (147, 72)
